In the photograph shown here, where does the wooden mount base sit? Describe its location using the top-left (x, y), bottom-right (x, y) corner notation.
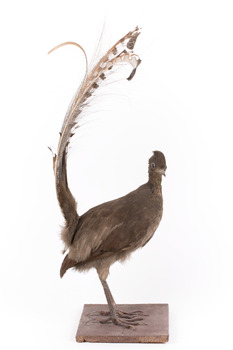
top-left (76, 303), bottom-right (169, 343)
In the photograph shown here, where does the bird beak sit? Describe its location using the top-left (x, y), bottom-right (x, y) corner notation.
top-left (155, 168), bottom-right (166, 176)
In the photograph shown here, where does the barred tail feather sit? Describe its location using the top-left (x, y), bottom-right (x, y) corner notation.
top-left (49, 27), bottom-right (141, 249)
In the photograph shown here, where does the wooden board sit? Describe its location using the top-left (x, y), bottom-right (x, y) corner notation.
top-left (76, 304), bottom-right (169, 343)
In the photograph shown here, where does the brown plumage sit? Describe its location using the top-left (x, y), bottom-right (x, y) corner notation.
top-left (50, 28), bottom-right (167, 328)
top-left (60, 151), bottom-right (166, 280)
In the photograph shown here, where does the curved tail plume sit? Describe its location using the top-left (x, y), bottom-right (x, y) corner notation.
top-left (49, 27), bottom-right (141, 250)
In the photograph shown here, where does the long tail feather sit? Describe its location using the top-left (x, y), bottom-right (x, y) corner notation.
top-left (50, 27), bottom-right (141, 249)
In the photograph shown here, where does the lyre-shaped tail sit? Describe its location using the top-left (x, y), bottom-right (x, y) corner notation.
top-left (50, 27), bottom-right (141, 249)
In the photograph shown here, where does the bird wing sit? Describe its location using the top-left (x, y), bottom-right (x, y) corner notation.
top-left (71, 184), bottom-right (152, 262)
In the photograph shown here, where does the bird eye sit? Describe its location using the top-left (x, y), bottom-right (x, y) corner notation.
top-left (151, 163), bottom-right (155, 169)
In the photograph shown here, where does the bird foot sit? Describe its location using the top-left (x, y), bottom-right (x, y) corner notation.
top-left (100, 315), bottom-right (140, 329)
top-left (99, 309), bottom-right (147, 319)
top-left (89, 308), bottom-right (148, 329)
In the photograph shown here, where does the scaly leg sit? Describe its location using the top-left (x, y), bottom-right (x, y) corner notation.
top-left (99, 278), bottom-right (146, 328)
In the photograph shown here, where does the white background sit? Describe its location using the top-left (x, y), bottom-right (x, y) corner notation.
top-left (0, 0), bottom-right (233, 349)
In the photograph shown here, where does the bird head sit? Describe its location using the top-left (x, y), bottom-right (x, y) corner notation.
top-left (148, 151), bottom-right (167, 179)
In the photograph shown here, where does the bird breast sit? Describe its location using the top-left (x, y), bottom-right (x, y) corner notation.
top-left (69, 183), bottom-right (163, 263)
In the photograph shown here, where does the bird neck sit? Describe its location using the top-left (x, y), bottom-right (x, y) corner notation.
top-left (148, 174), bottom-right (162, 194)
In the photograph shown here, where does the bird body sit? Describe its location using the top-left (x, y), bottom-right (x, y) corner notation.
top-left (61, 171), bottom-right (164, 280)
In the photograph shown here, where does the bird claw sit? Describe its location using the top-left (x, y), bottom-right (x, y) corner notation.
top-left (100, 316), bottom-right (138, 329)
top-left (99, 309), bottom-right (147, 319)
top-left (91, 308), bottom-right (148, 329)
top-left (117, 310), bottom-right (148, 319)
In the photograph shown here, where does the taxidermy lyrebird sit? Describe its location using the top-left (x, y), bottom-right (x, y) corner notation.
top-left (49, 27), bottom-right (167, 328)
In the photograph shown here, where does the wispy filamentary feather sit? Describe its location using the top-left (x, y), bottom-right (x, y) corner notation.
top-left (50, 27), bottom-right (141, 250)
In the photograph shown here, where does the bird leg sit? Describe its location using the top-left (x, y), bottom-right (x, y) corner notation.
top-left (98, 278), bottom-right (147, 328)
